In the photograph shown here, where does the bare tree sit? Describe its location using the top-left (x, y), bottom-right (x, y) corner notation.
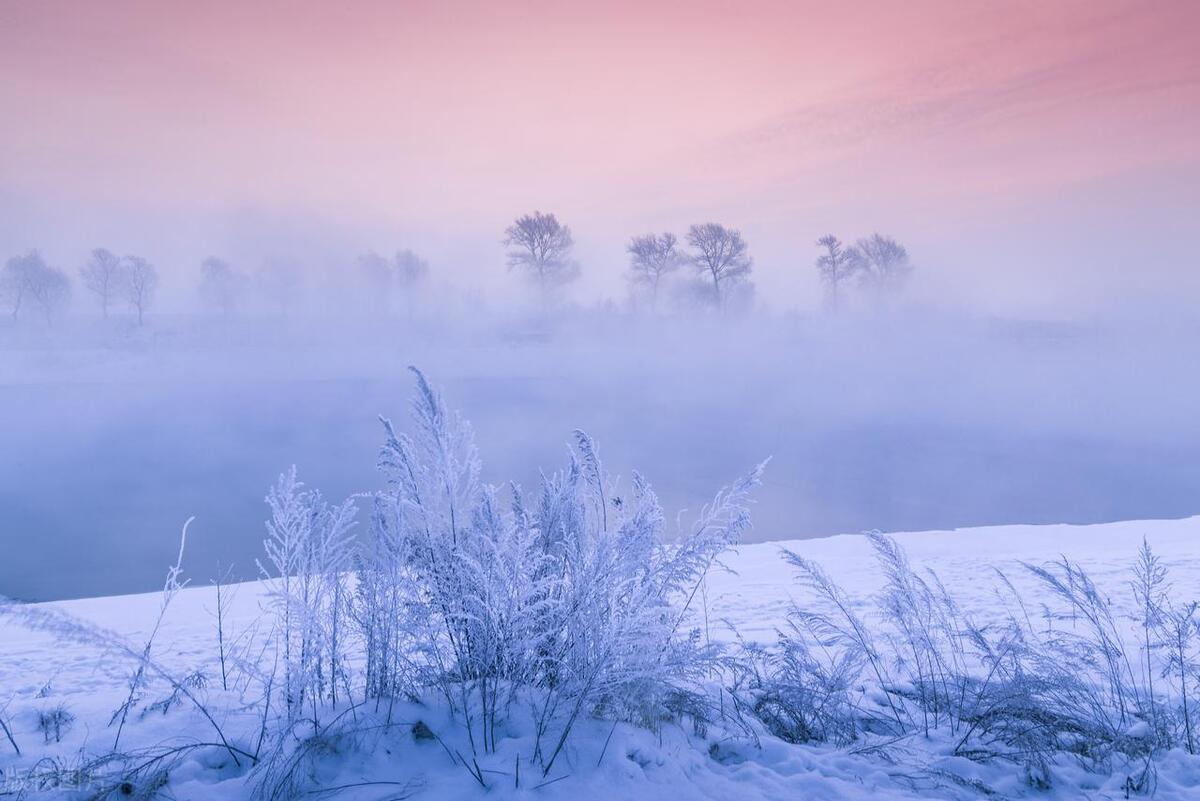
top-left (503, 211), bottom-right (579, 298)
top-left (852, 233), bottom-right (912, 300)
top-left (2, 251), bottom-right (70, 323)
top-left (394, 249), bottom-right (429, 318)
top-left (686, 223), bottom-right (752, 310)
top-left (121, 255), bottom-right (158, 326)
top-left (353, 250), bottom-right (429, 318)
top-left (356, 251), bottom-right (393, 316)
top-left (256, 260), bottom-right (302, 317)
top-left (198, 257), bottom-right (246, 318)
top-left (814, 235), bottom-right (859, 312)
top-left (394, 249), bottom-right (428, 289)
top-left (0, 253), bottom-right (32, 320)
top-left (79, 248), bottom-right (124, 318)
top-left (30, 260), bottom-right (70, 324)
top-left (627, 232), bottom-right (682, 311)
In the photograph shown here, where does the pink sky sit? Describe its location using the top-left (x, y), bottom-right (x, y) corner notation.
top-left (1, 0), bottom-right (1198, 313)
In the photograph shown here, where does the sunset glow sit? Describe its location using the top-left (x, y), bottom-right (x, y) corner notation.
top-left (2, 0), bottom-right (1198, 310)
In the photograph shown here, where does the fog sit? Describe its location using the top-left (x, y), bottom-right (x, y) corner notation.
top-left (3, 299), bottom-right (1198, 603)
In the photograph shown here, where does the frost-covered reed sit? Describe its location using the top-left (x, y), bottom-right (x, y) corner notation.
top-left (736, 532), bottom-right (1200, 791)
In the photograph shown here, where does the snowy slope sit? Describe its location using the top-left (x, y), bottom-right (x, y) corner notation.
top-left (710, 516), bottom-right (1200, 646)
top-left (4, 516), bottom-right (1200, 800)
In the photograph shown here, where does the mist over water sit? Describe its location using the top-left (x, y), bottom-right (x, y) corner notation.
top-left (3, 309), bottom-right (1197, 602)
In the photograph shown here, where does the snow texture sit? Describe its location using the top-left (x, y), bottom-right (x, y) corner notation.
top-left (4, 515), bottom-right (1200, 799)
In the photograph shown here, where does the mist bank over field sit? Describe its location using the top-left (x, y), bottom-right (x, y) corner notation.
top-left (2, 307), bottom-right (1198, 602)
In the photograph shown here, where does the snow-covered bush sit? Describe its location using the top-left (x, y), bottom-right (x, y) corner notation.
top-left (235, 367), bottom-right (769, 786)
top-left (258, 468), bottom-right (357, 723)
top-left (731, 621), bottom-right (862, 746)
top-left (756, 534), bottom-right (1200, 790)
top-left (758, 545), bottom-right (908, 737)
top-left (352, 367), bottom-right (765, 774)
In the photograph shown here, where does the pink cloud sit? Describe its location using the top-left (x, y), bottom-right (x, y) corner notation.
top-left (1, 0), bottom-right (1196, 314)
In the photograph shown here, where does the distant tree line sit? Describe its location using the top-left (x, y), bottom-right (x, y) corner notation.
top-left (504, 211), bottom-right (759, 313)
top-left (814, 233), bottom-right (913, 311)
top-left (0, 216), bottom-right (913, 325)
top-left (501, 211), bottom-right (913, 315)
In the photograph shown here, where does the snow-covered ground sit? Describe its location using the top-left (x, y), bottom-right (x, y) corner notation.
top-left (4, 516), bottom-right (1200, 800)
top-left (710, 516), bottom-right (1200, 647)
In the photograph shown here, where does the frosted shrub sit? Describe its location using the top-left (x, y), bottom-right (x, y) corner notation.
top-left (1153, 598), bottom-right (1200, 754)
top-left (355, 368), bottom-right (765, 773)
top-left (733, 619), bottom-right (863, 746)
top-left (526, 433), bottom-right (765, 773)
top-left (761, 534), bottom-right (1200, 789)
top-left (772, 548), bottom-right (907, 734)
top-left (259, 468), bottom-right (357, 723)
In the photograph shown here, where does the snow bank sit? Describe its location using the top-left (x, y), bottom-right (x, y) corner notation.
top-left (4, 516), bottom-right (1200, 799)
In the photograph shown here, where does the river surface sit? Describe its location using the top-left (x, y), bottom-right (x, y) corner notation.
top-left (3, 323), bottom-right (1197, 601)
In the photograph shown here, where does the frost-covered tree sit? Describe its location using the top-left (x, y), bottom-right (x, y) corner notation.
top-left (814, 235), bottom-right (858, 312)
top-left (198, 257), bottom-right (247, 318)
top-left (627, 232), bottom-right (682, 311)
top-left (1, 251), bottom-right (70, 323)
top-left (504, 211), bottom-right (579, 299)
top-left (851, 233), bottom-right (912, 301)
top-left (79, 248), bottom-right (124, 319)
top-left (686, 223), bottom-right (752, 310)
top-left (121, 255), bottom-right (158, 326)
